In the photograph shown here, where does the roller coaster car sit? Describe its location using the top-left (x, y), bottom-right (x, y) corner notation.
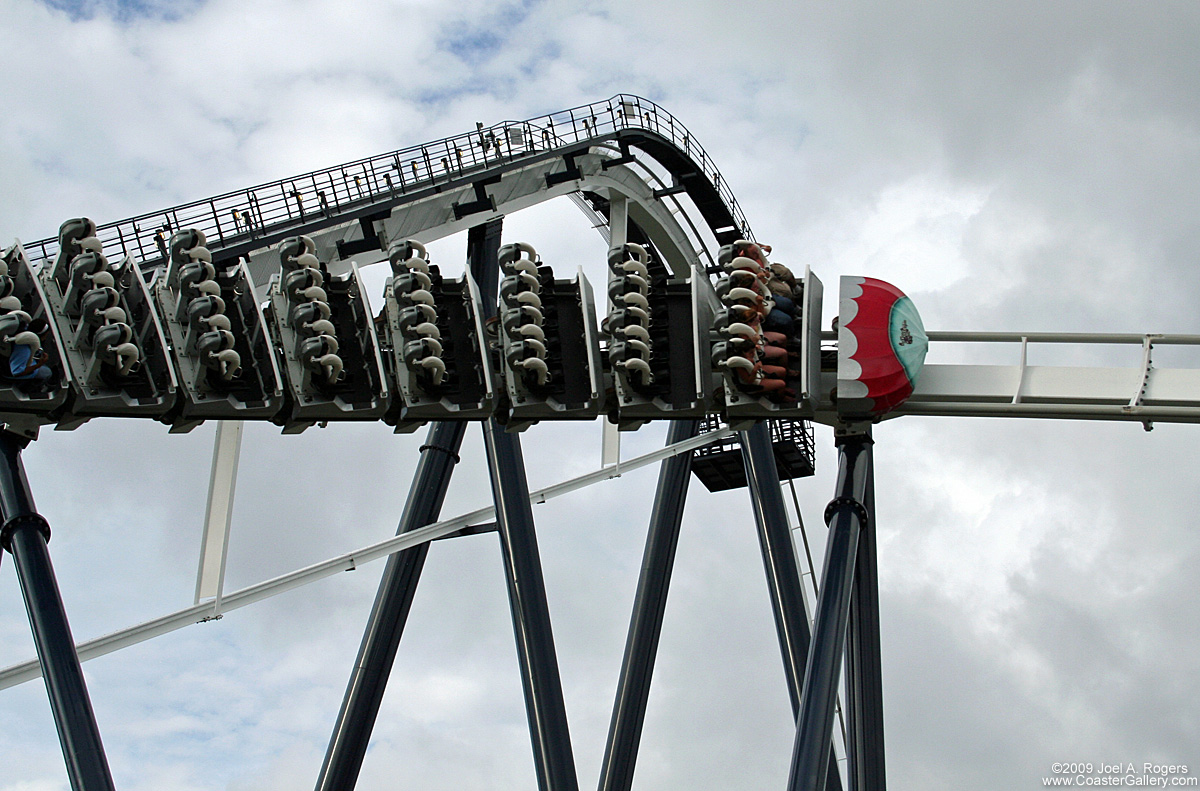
top-left (0, 243), bottom-right (71, 434)
top-left (604, 244), bottom-right (712, 428)
top-left (716, 266), bottom-right (824, 423)
top-left (380, 241), bottom-right (496, 433)
top-left (264, 236), bottom-right (390, 434)
top-left (35, 218), bottom-right (176, 429)
top-left (152, 229), bottom-right (284, 432)
top-left (496, 242), bottom-right (604, 432)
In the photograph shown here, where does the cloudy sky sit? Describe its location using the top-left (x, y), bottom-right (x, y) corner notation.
top-left (2, 1), bottom-right (1199, 789)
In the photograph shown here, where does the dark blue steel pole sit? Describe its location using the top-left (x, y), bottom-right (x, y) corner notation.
top-left (0, 432), bottom-right (116, 791)
top-left (740, 421), bottom-right (842, 791)
top-left (740, 421), bottom-right (811, 713)
top-left (314, 219), bottom-right (499, 791)
top-left (476, 221), bottom-right (578, 791)
top-left (598, 418), bottom-right (699, 791)
top-left (788, 430), bottom-right (873, 791)
top-left (314, 421), bottom-right (466, 791)
top-left (483, 423), bottom-right (580, 791)
top-left (845, 462), bottom-right (885, 791)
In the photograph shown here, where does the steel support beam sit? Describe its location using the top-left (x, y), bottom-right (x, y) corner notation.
top-left (740, 422), bottom-right (842, 791)
top-left (313, 421), bottom-right (466, 791)
top-left (598, 418), bottom-right (699, 791)
top-left (788, 431), bottom-right (873, 791)
top-left (314, 220), bottom-right (505, 791)
top-left (845, 467), bottom-right (885, 791)
top-left (474, 219), bottom-right (578, 791)
top-left (0, 424), bottom-right (736, 692)
top-left (483, 422), bottom-right (580, 791)
top-left (739, 422), bottom-right (811, 712)
top-left (0, 432), bottom-right (116, 791)
top-left (195, 419), bottom-right (244, 609)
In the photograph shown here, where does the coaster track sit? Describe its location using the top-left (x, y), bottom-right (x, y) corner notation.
top-left (5, 93), bottom-right (1200, 439)
top-left (1, 95), bottom-right (783, 437)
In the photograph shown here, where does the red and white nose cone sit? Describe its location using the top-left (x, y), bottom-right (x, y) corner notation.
top-left (837, 276), bottom-right (928, 419)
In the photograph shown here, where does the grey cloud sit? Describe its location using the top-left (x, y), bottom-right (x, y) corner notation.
top-left (3, 1), bottom-right (1200, 790)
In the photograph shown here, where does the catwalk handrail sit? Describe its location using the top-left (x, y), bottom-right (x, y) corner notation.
top-left (22, 95), bottom-right (753, 268)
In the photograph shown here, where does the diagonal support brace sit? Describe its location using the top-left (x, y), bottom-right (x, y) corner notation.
top-left (740, 421), bottom-right (843, 791)
top-left (599, 418), bottom-right (699, 791)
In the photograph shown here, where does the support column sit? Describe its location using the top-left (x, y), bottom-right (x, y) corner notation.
top-left (740, 421), bottom-right (842, 791)
top-left (315, 219), bottom-right (504, 791)
top-left (598, 418), bottom-right (699, 791)
top-left (195, 419), bottom-right (243, 609)
top-left (788, 431), bottom-right (873, 791)
top-left (314, 421), bottom-right (466, 791)
top-left (475, 218), bottom-right (577, 791)
top-left (845, 463), bottom-right (885, 791)
top-left (0, 432), bottom-right (116, 791)
top-left (483, 423), bottom-right (580, 791)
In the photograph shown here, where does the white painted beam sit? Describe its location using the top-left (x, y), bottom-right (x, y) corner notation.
top-left (195, 420), bottom-right (243, 608)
